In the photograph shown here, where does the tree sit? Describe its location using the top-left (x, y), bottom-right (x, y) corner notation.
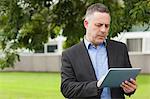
top-left (0, 0), bottom-right (150, 69)
top-left (52, 0), bottom-right (150, 46)
top-left (128, 0), bottom-right (150, 31)
top-left (0, 0), bottom-right (58, 69)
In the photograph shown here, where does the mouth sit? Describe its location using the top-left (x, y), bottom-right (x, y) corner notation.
top-left (97, 36), bottom-right (105, 39)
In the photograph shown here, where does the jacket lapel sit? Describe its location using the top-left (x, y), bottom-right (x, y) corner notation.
top-left (106, 39), bottom-right (116, 68)
top-left (78, 41), bottom-right (97, 80)
top-left (78, 40), bottom-right (116, 79)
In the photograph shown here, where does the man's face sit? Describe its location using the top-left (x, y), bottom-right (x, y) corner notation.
top-left (84, 12), bottom-right (110, 45)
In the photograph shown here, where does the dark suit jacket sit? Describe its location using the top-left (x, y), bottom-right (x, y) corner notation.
top-left (61, 39), bottom-right (133, 99)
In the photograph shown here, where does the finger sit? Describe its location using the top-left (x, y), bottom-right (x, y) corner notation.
top-left (122, 81), bottom-right (135, 92)
top-left (121, 82), bottom-right (130, 89)
top-left (125, 80), bottom-right (137, 90)
top-left (130, 78), bottom-right (136, 85)
top-left (120, 84), bottom-right (132, 93)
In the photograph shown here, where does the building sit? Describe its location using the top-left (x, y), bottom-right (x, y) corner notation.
top-left (1, 31), bottom-right (150, 73)
top-left (113, 31), bottom-right (150, 73)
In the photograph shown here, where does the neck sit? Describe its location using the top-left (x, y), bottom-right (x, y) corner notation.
top-left (85, 35), bottom-right (99, 47)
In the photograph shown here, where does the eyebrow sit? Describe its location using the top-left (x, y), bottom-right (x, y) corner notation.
top-left (95, 23), bottom-right (110, 26)
top-left (96, 23), bottom-right (110, 25)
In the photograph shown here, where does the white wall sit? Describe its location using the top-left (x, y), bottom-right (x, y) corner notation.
top-left (0, 53), bottom-right (150, 73)
top-left (0, 53), bottom-right (61, 72)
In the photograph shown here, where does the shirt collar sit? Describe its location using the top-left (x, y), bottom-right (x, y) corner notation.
top-left (84, 36), bottom-right (107, 49)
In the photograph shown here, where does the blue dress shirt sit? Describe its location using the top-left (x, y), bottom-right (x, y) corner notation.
top-left (84, 38), bottom-right (111, 99)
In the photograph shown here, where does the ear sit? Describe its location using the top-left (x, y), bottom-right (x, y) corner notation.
top-left (84, 19), bottom-right (88, 29)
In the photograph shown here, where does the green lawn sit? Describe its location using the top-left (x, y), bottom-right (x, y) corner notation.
top-left (0, 72), bottom-right (64, 99)
top-left (126, 74), bottom-right (150, 99)
top-left (0, 72), bottom-right (150, 99)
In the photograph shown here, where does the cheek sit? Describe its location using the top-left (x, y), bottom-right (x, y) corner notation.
top-left (87, 31), bottom-right (96, 39)
top-left (91, 33), bottom-right (98, 40)
top-left (105, 30), bottom-right (109, 36)
top-left (106, 28), bottom-right (110, 34)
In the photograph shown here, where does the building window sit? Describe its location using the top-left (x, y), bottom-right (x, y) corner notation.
top-left (47, 45), bottom-right (58, 52)
top-left (127, 38), bottom-right (142, 52)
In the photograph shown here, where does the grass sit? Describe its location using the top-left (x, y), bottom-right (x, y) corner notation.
top-left (0, 72), bottom-right (150, 99)
top-left (126, 74), bottom-right (150, 99)
top-left (0, 72), bottom-right (64, 99)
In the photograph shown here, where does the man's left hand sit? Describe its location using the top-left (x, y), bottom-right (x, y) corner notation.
top-left (120, 78), bottom-right (137, 94)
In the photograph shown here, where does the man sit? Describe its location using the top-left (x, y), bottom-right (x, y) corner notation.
top-left (61, 3), bottom-right (137, 99)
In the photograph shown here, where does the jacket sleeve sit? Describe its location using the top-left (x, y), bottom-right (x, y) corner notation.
top-left (60, 51), bottom-right (100, 98)
top-left (123, 44), bottom-right (136, 96)
top-left (123, 44), bottom-right (132, 68)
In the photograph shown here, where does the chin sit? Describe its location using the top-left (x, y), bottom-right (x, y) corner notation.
top-left (96, 41), bottom-right (104, 45)
top-left (98, 39), bottom-right (104, 43)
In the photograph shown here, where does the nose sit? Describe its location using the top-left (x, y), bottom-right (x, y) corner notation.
top-left (100, 25), bottom-right (106, 33)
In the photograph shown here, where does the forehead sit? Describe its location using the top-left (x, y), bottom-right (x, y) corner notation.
top-left (91, 12), bottom-right (110, 24)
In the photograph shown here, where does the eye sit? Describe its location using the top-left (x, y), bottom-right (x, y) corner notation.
top-left (105, 24), bottom-right (109, 28)
top-left (95, 24), bottom-right (103, 27)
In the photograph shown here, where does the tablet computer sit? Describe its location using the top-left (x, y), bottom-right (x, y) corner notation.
top-left (100, 68), bottom-right (141, 88)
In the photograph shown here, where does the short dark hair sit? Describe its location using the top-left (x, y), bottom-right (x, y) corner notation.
top-left (85, 3), bottom-right (110, 19)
